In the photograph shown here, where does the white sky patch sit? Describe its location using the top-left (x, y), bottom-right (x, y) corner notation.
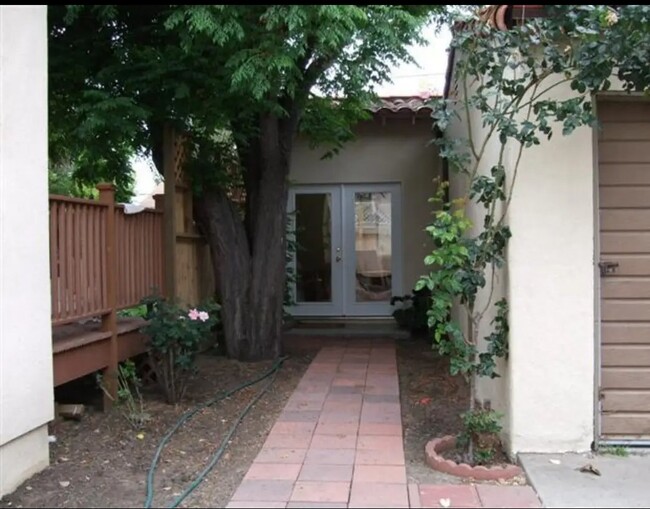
top-left (375, 24), bottom-right (451, 97)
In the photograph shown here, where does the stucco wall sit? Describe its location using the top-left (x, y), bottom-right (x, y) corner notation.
top-left (506, 80), bottom-right (595, 453)
top-left (0, 5), bottom-right (53, 496)
top-left (448, 60), bottom-right (597, 454)
top-left (290, 116), bottom-right (440, 299)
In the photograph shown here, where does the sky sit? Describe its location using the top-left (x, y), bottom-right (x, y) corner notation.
top-left (375, 24), bottom-right (451, 97)
top-left (131, 25), bottom-right (452, 204)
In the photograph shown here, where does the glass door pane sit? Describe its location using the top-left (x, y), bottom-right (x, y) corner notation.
top-left (354, 191), bottom-right (393, 302)
top-left (295, 193), bottom-right (333, 303)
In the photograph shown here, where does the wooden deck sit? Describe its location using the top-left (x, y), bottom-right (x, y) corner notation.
top-left (52, 317), bottom-right (149, 387)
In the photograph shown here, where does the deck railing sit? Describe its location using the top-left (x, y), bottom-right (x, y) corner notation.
top-left (49, 185), bottom-right (164, 326)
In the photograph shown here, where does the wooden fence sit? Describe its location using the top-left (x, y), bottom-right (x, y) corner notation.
top-left (162, 126), bottom-right (215, 307)
top-left (49, 187), bottom-right (164, 324)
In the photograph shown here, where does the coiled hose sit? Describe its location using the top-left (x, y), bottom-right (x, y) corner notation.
top-left (144, 356), bottom-right (287, 508)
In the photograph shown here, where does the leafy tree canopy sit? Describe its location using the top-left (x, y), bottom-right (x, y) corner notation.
top-left (49, 5), bottom-right (445, 185)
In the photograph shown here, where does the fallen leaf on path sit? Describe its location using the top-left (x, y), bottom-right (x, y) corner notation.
top-left (439, 498), bottom-right (451, 508)
top-left (59, 481), bottom-right (70, 488)
top-left (136, 433), bottom-right (145, 440)
top-left (549, 459), bottom-right (561, 465)
top-left (578, 464), bottom-right (601, 476)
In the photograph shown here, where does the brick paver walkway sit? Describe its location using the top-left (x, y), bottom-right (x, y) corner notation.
top-left (227, 340), bottom-right (542, 508)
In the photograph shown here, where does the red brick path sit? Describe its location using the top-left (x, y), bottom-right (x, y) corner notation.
top-left (227, 341), bottom-right (542, 508)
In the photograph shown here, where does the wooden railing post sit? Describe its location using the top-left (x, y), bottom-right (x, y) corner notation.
top-left (153, 193), bottom-right (166, 297)
top-left (98, 183), bottom-right (118, 406)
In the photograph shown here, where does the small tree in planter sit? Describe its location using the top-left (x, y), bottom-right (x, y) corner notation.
top-left (419, 5), bottom-right (649, 466)
top-left (141, 295), bottom-right (220, 404)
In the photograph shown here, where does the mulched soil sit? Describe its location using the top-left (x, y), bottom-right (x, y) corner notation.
top-left (397, 336), bottom-right (527, 486)
top-left (0, 343), bottom-right (318, 509)
top-left (397, 336), bottom-right (471, 485)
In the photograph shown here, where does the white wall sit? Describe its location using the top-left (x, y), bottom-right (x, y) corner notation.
top-left (0, 5), bottom-right (53, 496)
top-left (291, 116), bottom-right (440, 296)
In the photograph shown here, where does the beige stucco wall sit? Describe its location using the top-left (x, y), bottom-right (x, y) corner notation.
top-left (290, 116), bottom-right (440, 299)
top-left (0, 5), bottom-right (53, 496)
top-left (506, 81), bottom-right (595, 453)
top-left (448, 58), bottom-right (600, 454)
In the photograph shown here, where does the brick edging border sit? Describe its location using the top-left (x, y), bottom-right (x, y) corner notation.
top-left (425, 435), bottom-right (523, 481)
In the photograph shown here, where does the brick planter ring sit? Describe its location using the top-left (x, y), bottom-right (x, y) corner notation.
top-left (425, 435), bottom-right (523, 481)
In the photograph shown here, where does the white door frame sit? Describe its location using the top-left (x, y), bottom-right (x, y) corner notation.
top-left (288, 183), bottom-right (402, 317)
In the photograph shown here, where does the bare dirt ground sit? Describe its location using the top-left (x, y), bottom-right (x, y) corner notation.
top-left (0, 345), bottom-right (317, 509)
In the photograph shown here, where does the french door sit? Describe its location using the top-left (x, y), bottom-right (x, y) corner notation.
top-left (287, 183), bottom-right (402, 317)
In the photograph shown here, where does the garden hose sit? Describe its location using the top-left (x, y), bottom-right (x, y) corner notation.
top-left (144, 356), bottom-right (288, 509)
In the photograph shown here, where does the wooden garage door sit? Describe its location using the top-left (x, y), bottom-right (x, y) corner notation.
top-left (599, 99), bottom-right (650, 440)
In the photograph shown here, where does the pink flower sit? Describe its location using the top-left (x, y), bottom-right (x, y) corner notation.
top-left (198, 311), bottom-right (209, 322)
top-left (188, 308), bottom-right (200, 320)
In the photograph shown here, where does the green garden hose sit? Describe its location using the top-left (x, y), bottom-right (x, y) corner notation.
top-left (144, 356), bottom-right (287, 509)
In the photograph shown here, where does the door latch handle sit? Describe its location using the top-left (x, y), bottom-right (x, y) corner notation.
top-left (335, 247), bottom-right (342, 262)
top-left (598, 261), bottom-right (619, 277)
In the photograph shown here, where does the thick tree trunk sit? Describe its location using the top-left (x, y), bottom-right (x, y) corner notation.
top-left (194, 189), bottom-right (253, 359)
top-left (194, 114), bottom-right (292, 361)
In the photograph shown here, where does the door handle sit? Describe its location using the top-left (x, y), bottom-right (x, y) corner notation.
top-left (335, 247), bottom-right (342, 262)
top-left (598, 261), bottom-right (619, 277)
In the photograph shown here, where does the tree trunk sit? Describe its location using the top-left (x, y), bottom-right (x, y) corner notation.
top-left (194, 114), bottom-right (292, 361)
top-left (194, 188), bottom-right (253, 359)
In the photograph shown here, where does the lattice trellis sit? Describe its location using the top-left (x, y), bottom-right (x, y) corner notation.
top-left (173, 133), bottom-right (188, 186)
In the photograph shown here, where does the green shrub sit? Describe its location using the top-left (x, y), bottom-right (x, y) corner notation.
top-left (390, 287), bottom-right (432, 334)
top-left (140, 294), bottom-right (220, 404)
top-left (457, 408), bottom-right (503, 465)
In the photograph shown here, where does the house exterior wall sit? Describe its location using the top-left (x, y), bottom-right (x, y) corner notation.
top-left (448, 63), bottom-right (598, 454)
top-left (290, 116), bottom-right (440, 299)
top-left (0, 5), bottom-right (53, 496)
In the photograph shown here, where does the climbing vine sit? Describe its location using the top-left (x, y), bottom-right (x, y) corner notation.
top-left (418, 5), bottom-right (650, 463)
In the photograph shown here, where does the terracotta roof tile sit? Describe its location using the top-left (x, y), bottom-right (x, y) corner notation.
top-left (370, 96), bottom-right (438, 115)
top-left (453, 5), bottom-right (547, 33)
